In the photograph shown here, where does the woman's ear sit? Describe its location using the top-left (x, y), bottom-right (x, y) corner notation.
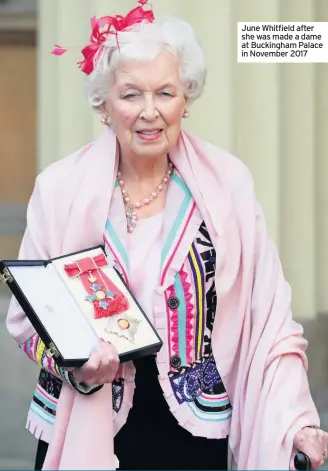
top-left (100, 103), bottom-right (108, 115)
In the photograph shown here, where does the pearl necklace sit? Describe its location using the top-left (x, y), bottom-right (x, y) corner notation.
top-left (117, 162), bottom-right (174, 233)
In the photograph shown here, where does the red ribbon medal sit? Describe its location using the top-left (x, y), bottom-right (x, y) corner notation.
top-left (64, 254), bottom-right (129, 319)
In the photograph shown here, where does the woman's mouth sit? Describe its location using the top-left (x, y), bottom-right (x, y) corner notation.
top-left (136, 129), bottom-right (163, 140)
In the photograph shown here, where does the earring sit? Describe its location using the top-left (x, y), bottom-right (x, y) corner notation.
top-left (182, 109), bottom-right (189, 118)
top-left (101, 114), bottom-right (110, 126)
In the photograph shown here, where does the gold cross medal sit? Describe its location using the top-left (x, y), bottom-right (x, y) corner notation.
top-left (104, 312), bottom-right (141, 343)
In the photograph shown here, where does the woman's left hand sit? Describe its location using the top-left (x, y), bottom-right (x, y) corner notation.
top-left (290, 427), bottom-right (328, 470)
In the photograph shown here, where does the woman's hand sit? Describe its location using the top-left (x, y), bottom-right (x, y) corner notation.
top-left (72, 340), bottom-right (119, 386)
top-left (290, 427), bottom-right (328, 470)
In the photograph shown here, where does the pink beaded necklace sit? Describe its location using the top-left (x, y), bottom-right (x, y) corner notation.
top-left (117, 162), bottom-right (174, 233)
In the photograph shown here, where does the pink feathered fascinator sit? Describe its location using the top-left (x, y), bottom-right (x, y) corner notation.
top-left (51, 0), bottom-right (154, 75)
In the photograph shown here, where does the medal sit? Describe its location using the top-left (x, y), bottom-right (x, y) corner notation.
top-left (64, 254), bottom-right (129, 319)
top-left (105, 312), bottom-right (141, 343)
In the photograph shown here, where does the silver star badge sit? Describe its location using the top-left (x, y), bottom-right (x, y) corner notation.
top-left (104, 313), bottom-right (141, 343)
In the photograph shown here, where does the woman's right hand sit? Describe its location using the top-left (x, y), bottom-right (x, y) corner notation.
top-left (71, 339), bottom-right (119, 386)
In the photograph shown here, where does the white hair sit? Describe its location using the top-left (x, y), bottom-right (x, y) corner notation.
top-left (84, 16), bottom-right (207, 112)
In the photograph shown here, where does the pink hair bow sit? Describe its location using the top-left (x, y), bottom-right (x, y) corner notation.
top-left (51, 0), bottom-right (154, 75)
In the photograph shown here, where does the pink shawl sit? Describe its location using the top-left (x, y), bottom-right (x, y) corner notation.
top-left (6, 128), bottom-right (319, 469)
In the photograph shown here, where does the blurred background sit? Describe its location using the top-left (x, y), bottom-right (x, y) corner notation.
top-left (1, 0), bottom-right (328, 469)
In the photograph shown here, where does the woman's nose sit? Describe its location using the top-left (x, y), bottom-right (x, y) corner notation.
top-left (141, 94), bottom-right (159, 121)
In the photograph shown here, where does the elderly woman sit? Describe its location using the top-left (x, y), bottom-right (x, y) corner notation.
top-left (6, 1), bottom-right (328, 470)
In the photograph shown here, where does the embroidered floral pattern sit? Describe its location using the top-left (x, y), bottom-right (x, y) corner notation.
top-left (168, 354), bottom-right (221, 404)
top-left (112, 378), bottom-right (124, 413)
top-left (38, 369), bottom-right (63, 400)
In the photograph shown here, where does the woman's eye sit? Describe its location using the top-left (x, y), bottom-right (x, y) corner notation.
top-left (158, 92), bottom-right (172, 97)
top-left (123, 93), bottom-right (138, 99)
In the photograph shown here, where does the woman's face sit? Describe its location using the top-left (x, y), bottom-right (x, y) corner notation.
top-left (104, 51), bottom-right (187, 161)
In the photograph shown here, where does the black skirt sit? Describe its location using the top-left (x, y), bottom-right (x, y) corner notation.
top-left (35, 356), bottom-right (228, 470)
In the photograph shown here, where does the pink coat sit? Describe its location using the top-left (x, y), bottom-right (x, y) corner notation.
top-left (7, 128), bottom-right (319, 469)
